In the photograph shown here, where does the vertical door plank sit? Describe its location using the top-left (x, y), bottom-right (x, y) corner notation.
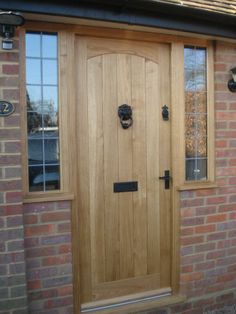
top-left (88, 56), bottom-right (106, 285)
top-left (103, 54), bottom-right (120, 282)
top-left (76, 37), bottom-right (92, 302)
top-left (146, 60), bottom-right (161, 276)
top-left (131, 55), bottom-right (148, 277)
top-left (117, 54), bottom-right (134, 279)
top-left (159, 45), bottom-right (171, 287)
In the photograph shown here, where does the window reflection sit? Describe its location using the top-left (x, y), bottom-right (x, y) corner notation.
top-left (26, 32), bottom-right (60, 192)
top-left (184, 46), bottom-right (207, 181)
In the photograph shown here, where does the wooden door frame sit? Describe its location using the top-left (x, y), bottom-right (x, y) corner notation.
top-left (21, 20), bottom-right (212, 313)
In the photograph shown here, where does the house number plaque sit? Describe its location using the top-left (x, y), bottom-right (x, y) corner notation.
top-left (0, 101), bottom-right (15, 117)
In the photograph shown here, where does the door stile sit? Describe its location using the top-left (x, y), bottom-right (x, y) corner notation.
top-left (76, 37), bottom-right (92, 303)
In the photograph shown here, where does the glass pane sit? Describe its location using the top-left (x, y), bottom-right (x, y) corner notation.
top-left (29, 166), bottom-right (44, 192)
top-left (42, 60), bottom-right (57, 85)
top-left (185, 158), bottom-right (207, 181)
top-left (42, 34), bottom-right (57, 58)
top-left (186, 136), bottom-right (207, 158)
top-left (28, 139), bottom-right (43, 165)
top-left (43, 86), bottom-right (58, 112)
top-left (43, 113), bottom-right (59, 136)
top-left (27, 86), bottom-right (41, 112)
top-left (44, 139), bottom-right (59, 163)
top-left (197, 158), bottom-right (207, 180)
top-left (196, 70), bottom-right (206, 91)
top-left (26, 59), bottom-right (41, 85)
top-left (185, 92), bottom-right (207, 114)
top-left (184, 47), bottom-right (195, 70)
top-left (185, 70), bottom-right (196, 91)
top-left (196, 49), bottom-right (206, 69)
top-left (27, 112), bottom-right (42, 135)
top-left (185, 114), bottom-right (207, 138)
top-left (26, 33), bottom-right (40, 58)
top-left (45, 165), bottom-right (60, 191)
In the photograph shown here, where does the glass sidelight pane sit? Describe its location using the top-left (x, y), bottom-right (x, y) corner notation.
top-left (184, 46), bottom-right (207, 181)
top-left (26, 32), bottom-right (60, 192)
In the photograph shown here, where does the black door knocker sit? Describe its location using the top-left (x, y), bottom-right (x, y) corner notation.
top-left (162, 105), bottom-right (169, 121)
top-left (118, 104), bottom-right (133, 129)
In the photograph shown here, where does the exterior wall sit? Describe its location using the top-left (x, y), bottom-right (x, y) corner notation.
top-left (23, 201), bottom-right (73, 314)
top-left (1, 30), bottom-right (236, 314)
top-left (0, 31), bottom-right (28, 314)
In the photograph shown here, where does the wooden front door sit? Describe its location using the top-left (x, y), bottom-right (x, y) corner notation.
top-left (76, 36), bottom-right (171, 310)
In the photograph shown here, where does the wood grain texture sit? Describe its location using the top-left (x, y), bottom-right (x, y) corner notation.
top-left (117, 54), bottom-right (134, 280)
top-left (76, 36), bottom-right (172, 306)
top-left (88, 56), bottom-right (106, 285)
top-left (76, 37), bottom-right (92, 303)
top-left (102, 54), bottom-right (120, 283)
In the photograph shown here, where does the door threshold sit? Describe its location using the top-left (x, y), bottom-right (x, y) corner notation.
top-left (81, 290), bottom-right (186, 314)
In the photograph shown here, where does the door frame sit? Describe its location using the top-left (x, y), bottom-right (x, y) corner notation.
top-left (21, 20), bottom-right (212, 314)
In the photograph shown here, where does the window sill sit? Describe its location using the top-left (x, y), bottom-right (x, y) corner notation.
top-left (178, 181), bottom-right (217, 191)
top-left (23, 192), bottom-right (74, 204)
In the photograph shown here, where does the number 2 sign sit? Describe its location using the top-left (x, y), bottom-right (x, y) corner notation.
top-left (0, 101), bottom-right (15, 117)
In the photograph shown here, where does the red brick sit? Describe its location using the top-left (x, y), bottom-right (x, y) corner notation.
top-left (24, 215), bottom-right (38, 225)
top-left (195, 261), bottom-right (215, 271)
top-left (2, 64), bottom-right (19, 74)
top-left (206, 250), bottom-right (226, 260)
top-left (42, 254), bottom-right (71, 266)
top-left (182, 217), bottom-right (204, 227)
top-left (207, 232), bottom-right (226, 241)
top-left (214, 63), bottom-right (227, 71)
top-left (59, 244), bottom-right (71, 254)
top-left (25, 224), bottom-right (54, 237)
top-left (207, 196), bottom-right (226, 205)
top-left (195, 224), bottom-right (215, 234)
top-left (206, 214), bottom-right (227, 223)
top-left (57, 286), bottom-right (73, 296)
top-left (181, 198), bottom-right (204, 208)
top-left (5, 191), bottom-right (22, 203)
top-left (28, 280), bottom-right (41, 290)
top-left (0, 52), bottom-right (19, 62)
top-left (195, 243), bottom-right (216, 253)
top-left (41, 211), bottom-right (70, 222)
top-left (195, 189), bottom-right (216, 197)
top-left (229, 212), bottom-right (236, 219)
top-left (181, 272), bottom-right (203, 282)
top-left (181, 265), bottom-right (193, 273)
top-left (181, 236), bottom-right (204, 246)
top-left (219, 204), bottom-right (236, 212)
top-left (0, 155), bottom-right (21, 166)
top-left (217, 273), bottom-right (236, 283)
top-left (3, 89), bottom-right (19, 100)
top-left (181, 227), bottom-right (194, 236)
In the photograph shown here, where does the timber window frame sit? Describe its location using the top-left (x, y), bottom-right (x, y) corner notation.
top-left (21, 27), bottom-right (75, 201)
top-left (174, 42), bottom-right (215, 191)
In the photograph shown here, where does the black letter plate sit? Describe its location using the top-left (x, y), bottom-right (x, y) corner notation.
top-left (114, 181), bottom-right (138, 193)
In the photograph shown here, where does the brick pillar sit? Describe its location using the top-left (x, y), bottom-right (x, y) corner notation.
top-left (0, 33), bottom-right (28, 313)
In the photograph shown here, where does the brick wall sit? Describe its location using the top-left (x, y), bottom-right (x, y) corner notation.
top-left (23, 201), bottom-right (73, 314)
top-left (0, 32), bottom-right (28, 313)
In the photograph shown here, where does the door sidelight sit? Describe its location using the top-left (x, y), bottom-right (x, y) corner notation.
top-left (159, 170), bottom-right (171, 189)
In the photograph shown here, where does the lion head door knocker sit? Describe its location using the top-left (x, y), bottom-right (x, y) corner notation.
top-left (118, 104), bottom-right (133, 129)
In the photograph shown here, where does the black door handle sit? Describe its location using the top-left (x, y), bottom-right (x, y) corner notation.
top-left (159, 170), bottom-right (171, 189)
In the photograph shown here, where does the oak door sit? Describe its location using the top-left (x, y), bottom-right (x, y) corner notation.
top-left (76, 36), bottom-right (171, 308)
